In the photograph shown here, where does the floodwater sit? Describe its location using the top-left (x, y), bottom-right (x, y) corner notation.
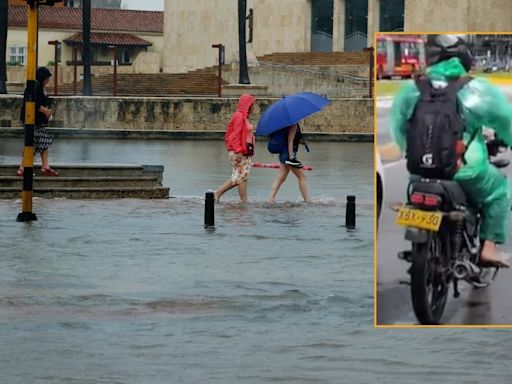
top-left (0, 139), bottom-right (510, 383)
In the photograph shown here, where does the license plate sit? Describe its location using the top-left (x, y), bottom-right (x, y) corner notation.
top-left (396, 206), bottom-right (443, 231)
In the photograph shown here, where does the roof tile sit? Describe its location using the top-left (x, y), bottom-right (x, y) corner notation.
top-left (8, 4), bottom-right (163, 33)
top-left (64, 32), bottom-right (152, 46)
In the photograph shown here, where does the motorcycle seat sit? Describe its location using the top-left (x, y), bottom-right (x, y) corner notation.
top-left (409, 178), bottom-right (468, 209)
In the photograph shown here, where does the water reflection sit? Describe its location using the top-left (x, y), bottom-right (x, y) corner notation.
top-left (0, 139), bottom-right (377, 383)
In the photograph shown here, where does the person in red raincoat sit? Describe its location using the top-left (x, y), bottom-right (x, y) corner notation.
top-left (215, 94), bottom-right (255, 202)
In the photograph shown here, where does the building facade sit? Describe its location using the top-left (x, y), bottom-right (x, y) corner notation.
top-left (404, 0), bottom-right (512, 32)
top-left (163, 0), bottom-right (405, 73)
top-left (6, 5), bottom-right (163, 70)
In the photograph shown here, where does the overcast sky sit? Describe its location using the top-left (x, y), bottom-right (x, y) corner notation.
top-left (121, 0), bottom-right (164, 11)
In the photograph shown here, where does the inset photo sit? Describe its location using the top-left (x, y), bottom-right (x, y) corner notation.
top-left (376, 33), bottom-right (512, 326)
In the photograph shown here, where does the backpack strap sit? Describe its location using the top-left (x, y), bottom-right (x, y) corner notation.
top-left (444, 75), bottom-right (473, 100)
top-left (414, 76), bottom-right (433, 100)
top-left (451, 76), bottom-right (475, 165)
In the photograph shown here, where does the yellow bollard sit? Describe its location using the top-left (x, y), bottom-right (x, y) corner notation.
top-left (17, 0), bottom-right (63, 222)
top-left (17, 1), bottom-right (39, 222)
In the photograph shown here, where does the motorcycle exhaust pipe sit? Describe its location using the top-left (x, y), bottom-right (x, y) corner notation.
top-left (453, 260), bottom-right (481, 280)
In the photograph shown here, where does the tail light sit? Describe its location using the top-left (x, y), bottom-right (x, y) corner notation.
top-left (410, 192), bottom-right (442, 208)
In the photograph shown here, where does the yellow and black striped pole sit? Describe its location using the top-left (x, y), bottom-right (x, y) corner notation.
top-left (17, 0), bottom-right (39, 222)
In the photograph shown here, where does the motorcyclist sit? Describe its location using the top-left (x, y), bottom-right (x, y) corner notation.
top-left (390, 34), bottom-right (512, 268)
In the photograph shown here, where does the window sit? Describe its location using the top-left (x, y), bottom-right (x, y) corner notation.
top-left (380, 0), bottom-right (404, 32)
top-left (377, 40), bottom-right (386, 54)
top-left (344, 0), bottom-right (368, 51)
top-left (9, 46), bottom-right (26, 65)
top-left (311, 0), bottom-right (334, 52)
top-left (401, 42), bottom-right (419, 56)
top-left (121, 49), bottom-right (130, 64)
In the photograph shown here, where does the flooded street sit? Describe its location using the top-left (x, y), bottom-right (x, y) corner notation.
top-left (1, 138), bottom-right (512, 383)
top-left (1, 139), bottom-right (377, 383)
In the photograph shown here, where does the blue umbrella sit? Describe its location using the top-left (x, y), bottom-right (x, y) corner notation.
top-left (255, 92), bottom-right (331, 136)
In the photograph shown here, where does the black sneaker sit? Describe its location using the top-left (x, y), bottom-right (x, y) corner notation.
top-left (285, 158), bottom-right (303, 168)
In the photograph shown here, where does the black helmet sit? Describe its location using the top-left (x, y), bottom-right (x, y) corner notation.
top-left (36, 67), bottom-right (52, 83)
top-left (426, 34), bottom-right (474, 72)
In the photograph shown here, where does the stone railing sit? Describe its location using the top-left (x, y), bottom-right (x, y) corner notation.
top-left (0, 95), bottom-right (373, 135)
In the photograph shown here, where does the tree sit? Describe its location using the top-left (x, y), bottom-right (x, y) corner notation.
top-left (0, 0), bottom-right (8, 94)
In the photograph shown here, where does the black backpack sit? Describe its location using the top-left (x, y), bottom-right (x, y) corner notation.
top-left (406, 75), bottom-right (474, 179)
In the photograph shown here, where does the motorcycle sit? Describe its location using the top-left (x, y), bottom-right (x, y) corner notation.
top-left (395, 135), bottom-right (510, 325)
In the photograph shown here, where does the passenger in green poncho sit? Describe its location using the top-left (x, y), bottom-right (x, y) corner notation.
top-left (390, 35), bottom-right (512, 268)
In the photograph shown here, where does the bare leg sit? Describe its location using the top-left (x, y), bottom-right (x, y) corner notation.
top-left (40, 150), bottom-right (49, 169)
top-left (290, 167), bottom-right (312, 203)
top-left (237, 180), bottom-right (248, 202)
top-left (267, 165), bottom-right (290, 203)
top-left (215, 179), bottom-right (237, 202)
top-left (18, 153), bottom-right (24, 174)
top-left (287, 124), bottom-right (297, 159)
top-left (481, 240), bottom-right (510, 267)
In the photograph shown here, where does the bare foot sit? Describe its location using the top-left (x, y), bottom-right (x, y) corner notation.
top-left (214, 191), bottom-right (220, 202)
top-left (267, 199), bottom-right (275, 204)
top-left (480, 250), bottom-right (510, 268)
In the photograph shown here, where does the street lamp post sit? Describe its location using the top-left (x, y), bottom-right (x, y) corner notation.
top-left (109, 45), bottom-right (117, 96)
top-left (48, 40), bottom-right (60, 96)
top-left (211, 43), bottom-right (224, 97)
top-left (238, 0), bottom-right (250, 84)
top-left (82, 0), bottom-right (92, 96)
top-left (73, 46), bottom-right (78, 95)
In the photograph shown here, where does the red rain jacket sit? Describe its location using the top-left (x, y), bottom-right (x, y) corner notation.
top-left (224, 94), bottom-right (255, 155)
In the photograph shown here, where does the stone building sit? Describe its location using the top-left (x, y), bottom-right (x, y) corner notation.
top-left (404, 0), bottom-right (512, 32)
top-left (162, 0), bottom-right (404, 73)
top-left (163, 0), bottom-right (512, 74)
top-left (6, 5), bottom-right (163, 69)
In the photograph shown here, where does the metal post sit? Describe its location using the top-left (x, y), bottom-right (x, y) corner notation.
top-left (369, 47), bottom-right (374, 99)
top-left (0, 0), bottom-right (8, 94)
top-left (73, 46), bottom-right (77, 95)
top-left (17, 0), bottom-right (38, 222)
top-left (204, 191), bottom-right (215, 227)
top-left (48, 40), bottom-right (60, 96)
top-left (211, 44), bottom-right (223, 97)
top-left (109, 45), bottom-right (117, 96)
top-left (82, 0), bottom-right (92, 95)
top-left (345, 195), bottom-right (356, 229)
top-left (237, 0), bottom-right (250, 84)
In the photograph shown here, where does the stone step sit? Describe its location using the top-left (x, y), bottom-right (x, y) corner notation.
top-left (0, 163), bottom-right (168, 199)
top-left (0, 187), bottom-right (170, 200)
top-left (0, 176), bottom-right (161, 189)
top-left (0, 164), bottom-right (159, 178)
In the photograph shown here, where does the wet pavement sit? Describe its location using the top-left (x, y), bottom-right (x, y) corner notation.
top-left (377, 96), bottom-right (512, 325)
top-left (0, 139), bottom-right (379, 384)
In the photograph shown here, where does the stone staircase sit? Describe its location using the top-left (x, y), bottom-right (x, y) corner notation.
top-left (46, 51), bottom-right (371, 97)
top-left (257, 51), bottom-right (371, 66)
top-left (0, 164), bottom-right (170, 199)
top-left (51, 72), bottom-right (228, 96)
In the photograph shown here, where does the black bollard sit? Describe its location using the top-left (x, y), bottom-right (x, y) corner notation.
top-left (205, 191), bottom-right (215, 228)
top-left (346, 195), bottom-right (356, 229)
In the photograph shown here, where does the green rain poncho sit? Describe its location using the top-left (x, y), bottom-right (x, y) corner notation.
top-left (390, 57), bottom-right (512, 243)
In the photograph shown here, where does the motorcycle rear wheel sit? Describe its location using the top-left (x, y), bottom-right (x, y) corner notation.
top-left (410, 232), bottom-right (449, 325)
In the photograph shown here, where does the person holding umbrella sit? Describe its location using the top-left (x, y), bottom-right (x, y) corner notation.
top-left (214, 93), bottom-right (256, 202)
top-left (256, 92), bottom-right (330, 203)
top-left (267, 122), bottom-right (311, 203)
